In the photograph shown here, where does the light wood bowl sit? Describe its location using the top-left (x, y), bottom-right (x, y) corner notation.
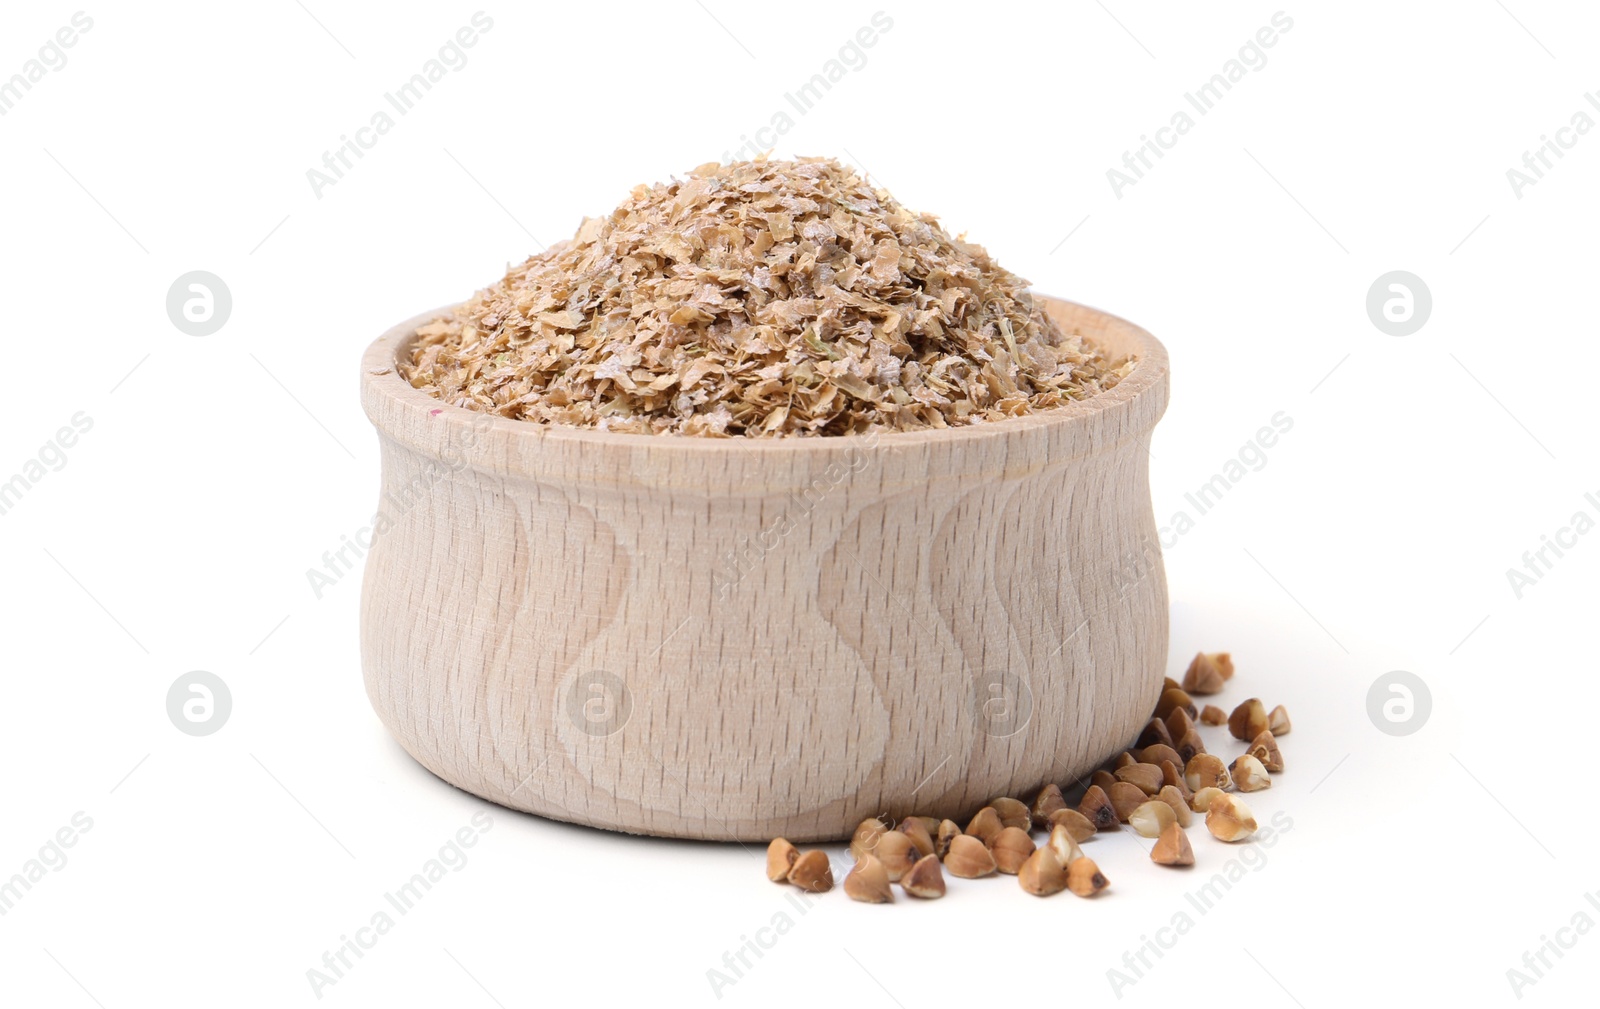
top-left (359, 296), bottom-right (1169, 841)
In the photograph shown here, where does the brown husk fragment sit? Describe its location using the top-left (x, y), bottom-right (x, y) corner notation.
top-left (988, 827), bottom-right (1036, 874)
top-left (1182, 652), bottom-right (1231, 694)
top-left (1078, 785), bottom-right (1120, 832)
top-left (848, 818), bottom-right (887, 863)
top-left (1139, 744), bottom-right (1183, 771)
top-left (900, 818), bottom-right (935, 858)
top-left (943, 834), bottom-right (998, 878)
top-left (989, 797), bottom-right (1031, 832)
top-left (1155, 688), bottom-right (1197, 720)
top-left (1017, 848), bottom-right (1069, 896)
top-left (1157, 785), bottom-right (1193, 827)
top-left (1165, 706), bottom-right (1195, 742)
top-left (1230, 754), bottom-right (1272, 792)
top-left (1249, 730), bottom-right (1284, 772)
top-left (1269, 704), bottom-right (1292, 735)
top-left (1205, 794), bottom-right (1258, 842)
top-left (1150, 822), bottom-right (1195, 867)
top-left (1160, 760), bottom-right (1194, 804)
top-left (787, 850), bottom-right (834, 892)
top-left (1136, 717), bottom-right (1175, 750)
top-left (871, 830), bottom-right (917, 881)
top-left (1190, 786), bottom-right (1226, 813)
top-left (843, 854), bottom-right (893, 903)
top-left (1174, 727), bottom-right (1207, 765)
top-left (1108, 782), bottom-right (1148, 822)
top-left (1185, 753), bottom-right (1232, 792)
top-left (1030, 784), bottom-right (1067, 828)
top-left (1046, 823), bottom-right (1084, 865)
top-left (766, 838), bottom-right (798, 882)
top-left (1047, 808), bottom-right (1098, 843)
top-left (965, 806), bottom-right (1004, 844)
top-left (400, 157), bottom-right (1132, 436)
top-left (901, 854), bottom-right (946, 898)
top-left (1067, 856), bottom-right (1110, 897)
top-left (1129, 800), bottom-right (1176, 838)
top-left (1228, 698), bottom-right (1269, 741)
top-left (1115, 762), bottom-right (1164, 796)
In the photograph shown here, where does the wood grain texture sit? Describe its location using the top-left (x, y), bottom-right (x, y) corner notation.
top-left (359, 296), bottom-right (1170, 841)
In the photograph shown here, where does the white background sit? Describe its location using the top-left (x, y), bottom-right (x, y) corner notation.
top-left (2, 1), bottom-right (1596, 1005)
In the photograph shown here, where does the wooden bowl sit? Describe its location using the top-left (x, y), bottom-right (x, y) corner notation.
top-left (359, 296), bottom-right (1169, 841)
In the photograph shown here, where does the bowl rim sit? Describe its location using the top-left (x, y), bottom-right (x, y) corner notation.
top-left (360, 293), bottom-right (1168, 457)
